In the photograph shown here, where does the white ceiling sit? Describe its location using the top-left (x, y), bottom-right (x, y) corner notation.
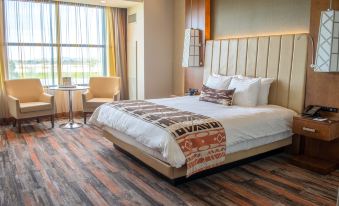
top-left (55, 0), bottom-right (143, 8)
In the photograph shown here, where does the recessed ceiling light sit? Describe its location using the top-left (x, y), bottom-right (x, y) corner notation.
top-left (101, 0), bottom-right (106, 3)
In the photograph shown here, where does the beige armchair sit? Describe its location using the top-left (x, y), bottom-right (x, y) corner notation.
top-left (4, 79), bottom-right (55, 133)
top-left (82, 77), bottom-right (120, 123)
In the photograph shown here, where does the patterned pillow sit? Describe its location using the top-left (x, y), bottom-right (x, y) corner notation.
top-left (199, 85), bottom-right (235, 106)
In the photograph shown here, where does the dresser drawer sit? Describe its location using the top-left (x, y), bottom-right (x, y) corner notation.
top-left (293, 118), bottom-right (338, 141)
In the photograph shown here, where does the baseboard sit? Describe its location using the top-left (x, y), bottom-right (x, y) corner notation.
top-left (0, 111), bottom-right (84, 125)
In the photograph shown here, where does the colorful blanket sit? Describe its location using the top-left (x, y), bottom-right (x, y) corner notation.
top-left (108, 100), bottom-right (226, 177)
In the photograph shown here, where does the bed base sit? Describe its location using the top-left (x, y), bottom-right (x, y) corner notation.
top-left (103, 130), bottom-right (292, 184)
top-left (114, 143), bottom-right (286, 185)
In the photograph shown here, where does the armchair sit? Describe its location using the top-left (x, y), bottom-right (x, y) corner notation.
top-left (4, 79), bottom-right (55, 133)
top-left (82, 77), bottom-right (120, 123)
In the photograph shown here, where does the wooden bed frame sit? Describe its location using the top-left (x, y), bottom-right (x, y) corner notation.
top-left (101, 33), bottom-right (308, 181)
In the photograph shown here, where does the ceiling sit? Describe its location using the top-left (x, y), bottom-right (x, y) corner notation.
top-left (55, 0), bottom-right (143, 8)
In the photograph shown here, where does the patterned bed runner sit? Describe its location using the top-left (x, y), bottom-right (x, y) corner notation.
top-left (108, 100), bottom-right (226, 177)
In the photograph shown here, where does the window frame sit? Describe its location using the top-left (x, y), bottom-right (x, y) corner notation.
top-left (5, 0), bottom-right (107, 86)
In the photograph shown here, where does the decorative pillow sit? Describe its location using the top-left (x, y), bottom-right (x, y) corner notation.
top-left (199, 85), bottom-right (235, 106)
top-left (228, 77), bottom-right (261, 107)
top-left (237, 75), bottom-right (274, 105)
top-left (205, 74), bottom-right (232, 90)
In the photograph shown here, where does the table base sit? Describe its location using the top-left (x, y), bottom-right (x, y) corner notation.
top-left (60, 122), bottom-right (83, 129)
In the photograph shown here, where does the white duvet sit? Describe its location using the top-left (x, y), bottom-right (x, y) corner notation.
top-left (89, 96), bottom-right (296, 168)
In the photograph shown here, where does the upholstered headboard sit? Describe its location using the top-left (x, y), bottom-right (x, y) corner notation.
top-left (203, 33), bottom-right (308, 114)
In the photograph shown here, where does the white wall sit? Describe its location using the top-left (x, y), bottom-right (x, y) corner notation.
top-left (127, 4), bottom-right (144, 100)
top-left (128, 0), bottom-right (179, 99)
top-left (143, 0), bottom-right (174, 98)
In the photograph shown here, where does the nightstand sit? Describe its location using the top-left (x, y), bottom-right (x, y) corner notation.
top-left (291, 116), bottom-right (339, 174)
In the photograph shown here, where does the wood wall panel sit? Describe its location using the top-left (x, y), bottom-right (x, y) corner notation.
top-left (184, 0), bottom-right (210, 91)
top-left (306, 0), bottom-right (339, 109)
top-left (303, 0), bottom-right (339, 161)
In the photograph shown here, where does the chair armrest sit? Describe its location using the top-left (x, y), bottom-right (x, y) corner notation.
top-left (113, 90), bottom-right (120, 101)
top-left (39, 93), bottom-right (54, 104)
top-left (82, 90), bottom-right (93, 102)
top-left (7, 95), bottom-right (20, 117)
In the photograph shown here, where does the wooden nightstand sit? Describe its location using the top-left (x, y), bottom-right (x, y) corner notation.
top-left (291, 116), bottom-right (339, 174)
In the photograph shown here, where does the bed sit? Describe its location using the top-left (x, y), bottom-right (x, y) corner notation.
top-left (90, 33), bottom-right (308, 181)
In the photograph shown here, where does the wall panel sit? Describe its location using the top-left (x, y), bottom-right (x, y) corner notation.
top-left (203, 34), bottom-right (308, 114)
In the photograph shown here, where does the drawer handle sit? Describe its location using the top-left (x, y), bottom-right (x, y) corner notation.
top-left (302, 127), bottom-right (317, 133)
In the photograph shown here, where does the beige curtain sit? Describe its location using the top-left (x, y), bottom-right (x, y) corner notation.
top-left (0, 0), bottom-right (8, 119)
top-left (106, 8), bottom-right (128, 100)
top-left (106, 7), bottom-right (117, 77)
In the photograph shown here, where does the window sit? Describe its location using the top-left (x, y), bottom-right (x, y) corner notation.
top-left (4, 0), bottom-right (106, 86)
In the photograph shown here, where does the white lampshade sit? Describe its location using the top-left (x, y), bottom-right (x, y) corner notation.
top-left (315, 10), bottom-right (339, 72)
top-left (182, 28), bottom-right (201, 67)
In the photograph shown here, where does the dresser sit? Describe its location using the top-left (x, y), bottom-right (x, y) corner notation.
top-left (292, 116), bottom-right (339, 174)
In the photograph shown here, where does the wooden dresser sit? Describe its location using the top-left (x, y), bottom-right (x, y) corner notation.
top-left (292, 116), bottom-right (339, 174)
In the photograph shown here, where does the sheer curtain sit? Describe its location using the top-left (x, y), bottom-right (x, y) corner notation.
top-left (1, 0), bottom-right (128, 115)
top-left (3, 0), bottom-right (106, 113)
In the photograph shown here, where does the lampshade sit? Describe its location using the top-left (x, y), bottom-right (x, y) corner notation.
top-left (314, 10), bottom-right (339, 72)
top-left (182, 28), bottom-right (201, 67)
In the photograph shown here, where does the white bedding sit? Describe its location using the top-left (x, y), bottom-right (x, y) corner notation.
top-left (89, 96), bottom-right (296, 168)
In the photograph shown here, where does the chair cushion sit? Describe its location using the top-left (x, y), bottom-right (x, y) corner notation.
top-left (84, 98), bottom-right (113, 112)
top-left (88, 98), bottom-right (113, 103)
top-left (20, 102), bottom-right (52, 113)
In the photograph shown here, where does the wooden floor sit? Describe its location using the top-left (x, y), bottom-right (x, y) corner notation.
top-left (0, 119), bottom-right (338, 206)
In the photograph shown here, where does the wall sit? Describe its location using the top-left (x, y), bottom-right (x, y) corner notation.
top-left (303, 0), bottom-right (339, 161)
top-left (143, 0), bottom-right (174, 98)
top-left (127, 4), bottom-right (144, 100)
top-left (212, 0), bottom-right (310, 39)
top-left (306, 0), bottom-right (339, 109)
top-left (185, 0), bottom-right (311, 90)
top-left (172, 0), bottom-right (185, 96)
top-left (127, 0), bottom-right (174, 99)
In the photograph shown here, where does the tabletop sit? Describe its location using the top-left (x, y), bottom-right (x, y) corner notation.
top-left (48, 86), bottom-right (89, 91)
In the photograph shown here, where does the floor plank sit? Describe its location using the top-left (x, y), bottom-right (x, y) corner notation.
top-left (0, 119), bottom-right (338, 206)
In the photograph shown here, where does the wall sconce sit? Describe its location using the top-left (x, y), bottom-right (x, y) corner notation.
top-left (182, 28), bottom-right (202, 67)
top-left (313, 0), bottom-right (339, 72)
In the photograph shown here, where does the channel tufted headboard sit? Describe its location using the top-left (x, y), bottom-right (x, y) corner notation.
top-left (203, 33), bottom-right (308, 114)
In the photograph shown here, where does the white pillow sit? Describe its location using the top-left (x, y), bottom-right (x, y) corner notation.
top-left (258, 78), bottom-right (274, 105)
top-left (228, 77), bottom-right (261, 107)
top-left (205, 74), bottom-right (232, 90)
top-left (236, 75), bottom-right (274, 105)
